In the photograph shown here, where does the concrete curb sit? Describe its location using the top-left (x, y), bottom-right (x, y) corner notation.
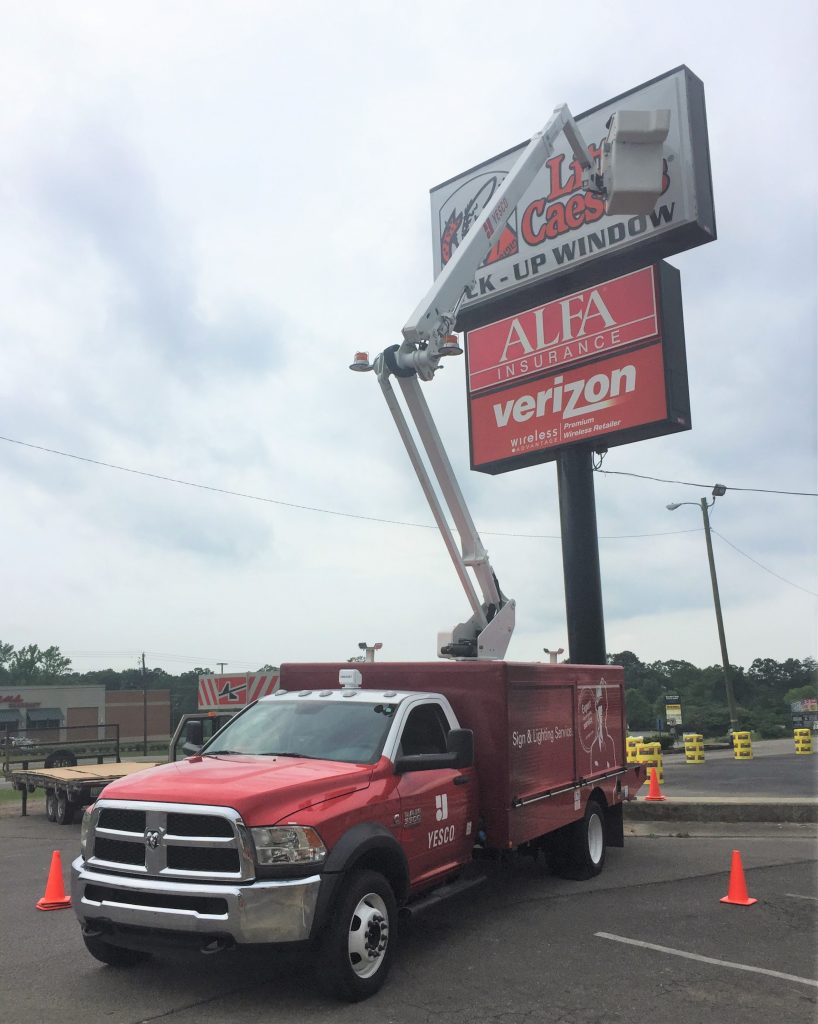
top-left (624, 798), bottom-right (818, 824)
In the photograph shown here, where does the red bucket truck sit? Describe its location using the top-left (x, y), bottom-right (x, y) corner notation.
top-left (70, 102), bottom-right (664, 999)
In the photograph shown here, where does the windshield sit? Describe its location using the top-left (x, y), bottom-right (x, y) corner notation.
top-left (199, 700), bottom-right (397, 764)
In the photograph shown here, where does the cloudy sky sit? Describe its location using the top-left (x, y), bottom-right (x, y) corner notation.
top-left (1, 2), bottom-right (815, 679)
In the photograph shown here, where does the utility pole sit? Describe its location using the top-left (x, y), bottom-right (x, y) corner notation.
top-left (698, 497), bottom-right (740, 731)
top-left (141, 652), bottom-right (148, 756)
top-left (667, 489), bottom-right (740, 731)
top-left (217, 662), bottom-right (227, 674)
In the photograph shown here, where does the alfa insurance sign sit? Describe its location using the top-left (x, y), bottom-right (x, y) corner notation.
top-left (430, 66), bottom-right (715, 331)
top-left (466, 263), bottom-right (690, 473)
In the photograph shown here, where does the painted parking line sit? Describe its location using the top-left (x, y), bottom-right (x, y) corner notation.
top-left (784, 893), bottom-right (818, 901)
top-left (594, 932), bottom-right (818, 988)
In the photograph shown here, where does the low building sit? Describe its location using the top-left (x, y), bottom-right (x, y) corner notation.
top-left (0, 684), bottom-right (170, 744)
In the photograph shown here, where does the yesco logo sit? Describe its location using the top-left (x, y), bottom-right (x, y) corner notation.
top-left (435, 794), bottom-right (448, 821)
top-left (493, 364), bottom-right (636, 427)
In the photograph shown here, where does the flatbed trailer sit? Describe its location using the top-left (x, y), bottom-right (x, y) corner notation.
top-left (10, 762), bottom-right (159, 824)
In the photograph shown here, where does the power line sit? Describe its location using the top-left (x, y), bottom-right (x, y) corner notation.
top-left (63, 649), bottom-right (263, 666)
top-left (3, 432), bottom-right (814, 561)
top-left (0, 433), bottom-right (707, 541)
top-left (1, 434), bottom-right (432, 531)
top-left (594, 467), bottom-right (817, 497)
top-left (710, 529), bottom-right (818, 598)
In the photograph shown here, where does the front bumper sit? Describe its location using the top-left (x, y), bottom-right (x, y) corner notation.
top-left (71, 858), bottom-right (321, 945)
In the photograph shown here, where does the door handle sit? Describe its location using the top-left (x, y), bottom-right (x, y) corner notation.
top-left (454, 775), bottom-right (470, 785)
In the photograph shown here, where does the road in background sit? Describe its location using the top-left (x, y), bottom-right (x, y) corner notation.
top-left (657, 740), bottom-right (817, 799)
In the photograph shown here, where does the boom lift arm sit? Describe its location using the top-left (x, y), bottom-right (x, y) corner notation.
top-left (351, 104), bottom-right (669, 660)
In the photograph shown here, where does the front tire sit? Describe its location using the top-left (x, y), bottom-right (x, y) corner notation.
top-left (46, 789), bottom-right (58, 822)
top-left (318, 870), bottom-right (397, 1002)
top-left (551, 799), bottom-right (606, 880)
top-left (82, 935), bottom-right (151, 967)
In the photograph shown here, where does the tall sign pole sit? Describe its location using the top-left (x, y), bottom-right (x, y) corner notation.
top-left (557, 449), bottom-right (606, 664)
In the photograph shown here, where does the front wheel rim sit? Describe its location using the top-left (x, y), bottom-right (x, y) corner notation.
top-left (588, 812), bottom-right (604, 864)
top-left (347, 891), bottom-right (389, 979)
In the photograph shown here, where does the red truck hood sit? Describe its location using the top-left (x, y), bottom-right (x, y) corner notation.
top-left (99, 755), bottom-right (373, 826)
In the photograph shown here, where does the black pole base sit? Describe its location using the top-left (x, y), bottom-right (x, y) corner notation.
top-left (556, 448), bottom-right (607, 665)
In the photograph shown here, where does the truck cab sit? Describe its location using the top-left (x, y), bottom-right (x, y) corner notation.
top-left (72, 670), bottom-right (479, 1000)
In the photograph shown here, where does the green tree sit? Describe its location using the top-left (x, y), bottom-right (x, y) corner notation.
top-left (625, 690), bottom-right (653, 729)
top-left (10, 644), bottom-right (44, 683)
top-left (39, 646), bottom-right (72, 681)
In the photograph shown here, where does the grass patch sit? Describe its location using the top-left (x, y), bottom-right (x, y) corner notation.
top-left (0, 786), bottom-right (38, 804)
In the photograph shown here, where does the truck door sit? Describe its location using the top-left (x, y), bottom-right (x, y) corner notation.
top-left (395, 701), bottom-right (476, 890)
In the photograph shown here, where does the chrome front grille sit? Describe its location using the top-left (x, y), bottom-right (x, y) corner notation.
top-left (88, 800), bottom-right (254, 882)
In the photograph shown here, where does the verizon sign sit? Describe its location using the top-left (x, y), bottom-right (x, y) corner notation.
top-left (466, 263), bottom-right (690, 473)
top-left (431, 66), bottom-right (715, 332)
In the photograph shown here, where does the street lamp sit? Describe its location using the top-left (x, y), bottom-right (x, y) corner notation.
top-left (666, 484), bottom-right (739, 730)
top-left (357, 642), bottom-right (383, 664)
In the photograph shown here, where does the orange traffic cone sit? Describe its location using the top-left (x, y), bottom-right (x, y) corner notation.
top-left (644, 766), bottom-right (666, 801)
top-left (36, 850), bottom-right (72, 911)
top-left (720, 849), bottom-right (757, 906)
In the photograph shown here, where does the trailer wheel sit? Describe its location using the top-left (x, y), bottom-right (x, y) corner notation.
top-left (83, 935), bottom-right (151, 967)
top-left (44, 750), bottom-right (77, 769)
top-left (317, 869), bottom-right (397, 1002)
top-left (55, 791), bottom-right (76, 825)
top-left (551, 799), bottom-right (606, 880)
top-left (46, 789), bottom-right (58, 822)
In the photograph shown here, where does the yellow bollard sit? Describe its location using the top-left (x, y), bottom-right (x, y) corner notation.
top-left (732, 730), bottom-right (753, 760)
top-left (626, 736), bottom-right (643, 764)
top-left (636, 742), bottom-right (663, 783)
top-left (684, 732), bottom-right (705, 764)
top-left (794, 728), bottom-right (813, 755)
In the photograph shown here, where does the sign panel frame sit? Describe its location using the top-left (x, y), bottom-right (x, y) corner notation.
top-left (465, 261), bottom-right (690, 474)
top-left (429, 66), bottom-right (715, 334)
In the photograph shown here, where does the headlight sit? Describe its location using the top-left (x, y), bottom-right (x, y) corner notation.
top-left (80, 805), bottom-right (94, 858)
top-left (251, 825), bottom-right (326, 869)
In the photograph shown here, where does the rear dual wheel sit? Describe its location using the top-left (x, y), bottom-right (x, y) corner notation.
top-left (550, 799), bottom-right (606, 880)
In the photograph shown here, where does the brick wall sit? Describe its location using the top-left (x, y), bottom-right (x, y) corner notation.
top-left (105, 690), bottom-right (171, 743)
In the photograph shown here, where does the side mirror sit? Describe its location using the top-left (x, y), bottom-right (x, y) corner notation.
top-left (185, 721), bottom-right (204, 749)
top-left (447, 728), bottom-right (474, 769)
top-left (393, 728), bottom-right (475, 774)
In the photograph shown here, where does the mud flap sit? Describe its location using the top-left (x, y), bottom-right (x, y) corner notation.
top-left (604, 802), bottom-right (624, 848)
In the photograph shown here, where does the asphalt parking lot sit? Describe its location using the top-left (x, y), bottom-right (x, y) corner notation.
top-left (1, 812), bottom-right (815, 1024)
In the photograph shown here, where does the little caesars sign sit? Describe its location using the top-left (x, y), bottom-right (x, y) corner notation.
top-left (428, 66), bottom-right (714, 473)
top-left (431, 66), bottom-right (715, 324)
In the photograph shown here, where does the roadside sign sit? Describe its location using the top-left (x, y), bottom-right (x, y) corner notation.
top-left (430, 66), bottom-right (715, 333)
top-left (665, 694), bottom-right (683, 727)
top-left (466, 261), bottom-right (689, 472)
